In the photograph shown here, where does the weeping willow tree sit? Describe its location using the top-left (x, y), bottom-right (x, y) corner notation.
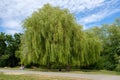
top-left (19, 4), bottom-right (102, 69)
top-left (81, 31), bottom-right (102, 67)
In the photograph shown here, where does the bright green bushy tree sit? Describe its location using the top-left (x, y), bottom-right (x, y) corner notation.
top-left (19, 4), bottom-right (102, 69)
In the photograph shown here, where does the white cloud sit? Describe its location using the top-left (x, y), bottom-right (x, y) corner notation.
top-left (55, 0), bottom-right (105, 13)
top-left (78, 0), bottom-right (120, 26)
top-left (79, 9), bottom-right (120, 24)
top-left (0, 0), bottom-right (120, 34)
top-left (0, 0), bottom-right (105, 19)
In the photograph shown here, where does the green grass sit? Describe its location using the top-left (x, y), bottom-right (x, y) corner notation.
top-left (0, 73), bottom-right (37, 80)
top-left (0, 73), bottom-right (89, 80)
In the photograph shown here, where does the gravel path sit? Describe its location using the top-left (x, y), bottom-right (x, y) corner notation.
top-left (0, 69), bottom-right (120, 80)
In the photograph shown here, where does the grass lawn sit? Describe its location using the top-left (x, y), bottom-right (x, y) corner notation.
top-left (0, 73), bottom-right (90, 80)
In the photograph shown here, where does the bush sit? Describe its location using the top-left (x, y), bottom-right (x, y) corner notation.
top-left (0, 54), bottom-right (10, 67)
top-left (115, 64), bottom-right (120, 72)
top-left (94, 56), bottom-right (116, 70)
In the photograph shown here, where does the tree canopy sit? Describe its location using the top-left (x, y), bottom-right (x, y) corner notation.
top-left (19, 4), bottom-right (102, 69)
top-left (0, 32), bottom-right (22, 67)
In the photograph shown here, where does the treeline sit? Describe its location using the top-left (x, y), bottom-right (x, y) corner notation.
top-left (0, 33), bottom-right (22, 67)
top-left (86, 20), bottom-right (120, 71)
top-left (0, 4), bottom-right (120, 71)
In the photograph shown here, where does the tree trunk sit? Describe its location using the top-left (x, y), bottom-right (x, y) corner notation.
top-left (47, 63), bottom-right (51, 69)
top-left (66, 65), bottom-right (71, 71)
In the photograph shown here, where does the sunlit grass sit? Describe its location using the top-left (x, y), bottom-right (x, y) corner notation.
top-left (0, 73), bottom-right (90, 80)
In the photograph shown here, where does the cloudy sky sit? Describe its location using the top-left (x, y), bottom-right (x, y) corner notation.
top-left (0, 0), bottom-right (120, 34)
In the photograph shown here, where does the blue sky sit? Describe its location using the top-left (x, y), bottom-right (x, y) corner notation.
top-left (0, 0), bottom-right (120, 34)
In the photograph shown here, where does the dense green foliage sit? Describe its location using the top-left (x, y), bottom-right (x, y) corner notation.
top-left (0, 33), bottom-right (22, 67)
top-left (86, 19), bottom-right (120, 71)
top-left (19, 4), bottom-right (102, 69)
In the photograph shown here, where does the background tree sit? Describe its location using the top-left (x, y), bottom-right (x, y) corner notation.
top-left (0, 32), bottom-right (7, 66)
top-left (108, 19), bottom-right (120, 71)
top-left (0, 32), bottom-right (22, 67)
top-left (86, 18), bottom-right (120, 70)
top-left (5, 33), bottom-right (22, 67)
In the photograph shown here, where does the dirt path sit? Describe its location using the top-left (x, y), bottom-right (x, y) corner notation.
top-left (0, 69), bottom-right (120, 80)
